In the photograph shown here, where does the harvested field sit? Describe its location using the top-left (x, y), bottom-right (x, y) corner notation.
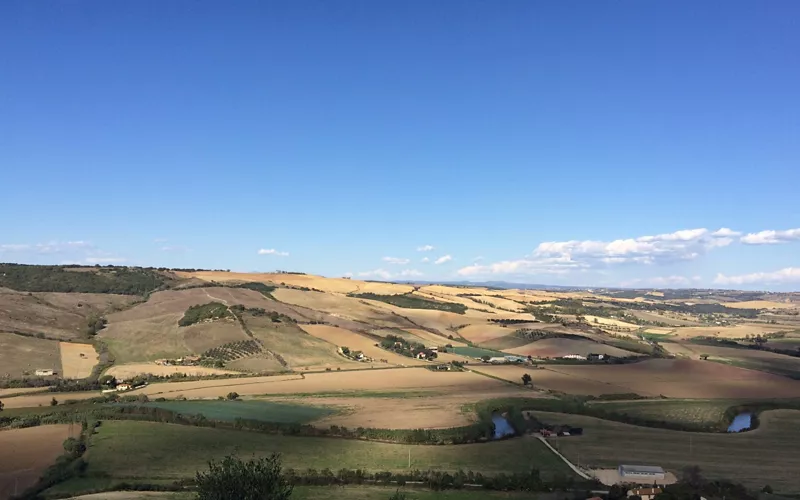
top-left (105, 363), bottom-right (239, 379)
top-left (463, 294), bottom-right (526, 312)
top-left (181, 271), bottom-right (413, 295)
top-left (271, 289), bottom-right (415, 329)
top-left (0, 289), bottom-right (137, 340)
top-left (59, 342), bottom-right (98, 378)
top-left (0, 424), bottom-right (78, 500)
top-left (99, 288), bottom-right (258, 363)
top-left (583, 315), bottom-right (640, 330)
top-left (722, 300), bottom-right (797, 310)
top-left (74, 420), bottom-right (573, 480)
top-left (304, 387), bottom-right (534, 430)
top-left (0, 332), bottom-right (61, 379)
top-left (505, 338), bottom-right (639, 359)
top-left (0, 387), bottom-right (49, 398)
top-left (628, 310), bottom-right (699, 326)
top-left (402, 328), bottom-right (466, 347)
top-left (300, 325), bottom-right (427, 366)
top-left (689, 344), bottom-right (800, 378)
top-left (127, 368), bottom-right (512, 400)
top-left (670, 324), bottom-right (794, 340)
top-left (529, 410), bottom-right (800, 493)
top-left (457, 323), bottom-right (514, 343)
top-left (245, 315), bottom-right (363, 371)
top-left (541, 359), bottom-right (800, 398)
top-left (470, 364), bottom-right (633, 396)
top-left (2, 390), bottom-right (99, 409)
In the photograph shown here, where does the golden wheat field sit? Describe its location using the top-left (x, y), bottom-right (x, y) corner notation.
top-left (58, 342), bottom-right (99, 378)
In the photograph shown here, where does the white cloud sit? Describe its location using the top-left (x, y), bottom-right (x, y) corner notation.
top-left (161, 245), bottom-right (189, 252)
top-left (357, 268), bottom-right (423, 280)
top-left (85, 257), bottom-right (126, 264)
top-left (434, 255), bottom-right (452, 265)
top-left (343, 272), bottom-right (353, 278)
top-left (714, 267), bottom-right (800, 286)
top-left (533, 227), bottom-right (736, 265)
top-left (0, 241), bottom-right (93, 254)
top-left (421, 257), bottom-right (430, 263)
top-left (257, 248), bottom-right (289, 257)
top-left (740, 228), bottom-right (800, 245)
top-left (712, 228), bottom-right (741, 237)
top-left (382, 257), bottom-right (410, 265)
top-left (417, 245), bottom-right (435, 252)
top-left (457, 255), bottom-right (586, 277)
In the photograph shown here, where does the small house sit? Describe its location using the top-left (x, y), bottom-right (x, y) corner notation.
top-left (35, 369), bottom-right (55, 376)
top-left (628, 488), bottom-right (662, 500)
top-left (116, 383), bottom-right (132, 392)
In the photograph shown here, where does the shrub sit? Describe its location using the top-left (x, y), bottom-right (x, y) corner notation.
top-left (195, 454), bottom-right (293, 500)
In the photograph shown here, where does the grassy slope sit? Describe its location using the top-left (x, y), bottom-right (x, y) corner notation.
top-left (79, 421), bottom-right (572, 481)
top-left (0, 332), bottom-right (62, 378)
top-left (530, 409), bottom-right (800, 493)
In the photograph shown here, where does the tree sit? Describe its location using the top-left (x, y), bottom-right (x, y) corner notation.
top-left (99, 375), bottom-right (117, 386)
top-left (50, 397), bottom-right (58, 406)
top-left (521, 373), bottom-right (532, 386)
top-left (226, 392), bottom-right (239, 401)
top-left (0, 400), bottom-right (3, 412)
top-left (195, 454), bottom-right (293, 500)
top-left (762, 484), bottom-right (773, 494)
top-left (481, 355), bottom-right (491, 362)
top-left (388, 489), bottom-right (407, 500)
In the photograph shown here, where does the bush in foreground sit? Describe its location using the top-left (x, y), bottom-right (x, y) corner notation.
top-left (195, 454), bottom-right (293, 500)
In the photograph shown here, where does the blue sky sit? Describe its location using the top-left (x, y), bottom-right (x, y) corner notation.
top-left (1, 1), bottom-right (798, 290)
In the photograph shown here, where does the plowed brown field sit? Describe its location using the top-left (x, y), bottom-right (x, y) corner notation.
top-left (0, 425), bottom-right (78, 500)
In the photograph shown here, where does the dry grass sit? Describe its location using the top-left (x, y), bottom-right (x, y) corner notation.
top-left (59, 342), bottom-right (98, 379)
top-left (0, 289), bottom-right (137, 340)
top-left (271, 289), bottom-right (413, 329)
top-left (0, 332), bottom-right (61, 379)
top-left (403, 328), bottom-right (467, 347)
top-left (99, 288), bottom-right (257, 363)
top-left (505, 338), bottom-right (640, 358)
top-left (583, 315), bottom-right (640, 330)
top-left (126, 368), bottom-right (510, 400)
top-left (470, 364), bottom-right (633, 396)
top-left (670, 323), bottom-right (795, 340)
top-left (105, 363), bottom-right (239, 379)
top-left (722, 300), bottom-right (797, 310)
top-left (530, 410), bottom-right (800, 493)
top-left (300, 325), bottom-right (427, 366)
top-left (457, 323), bottom-right (514, 343)
top-left (179, 271), bottom-right (413, 295)
top-left (541, 359), bottom-right (800, 398)
top-left (2, 390), bottom-right (101, 409)
top-left (0, 424), bottom-right (79, 500)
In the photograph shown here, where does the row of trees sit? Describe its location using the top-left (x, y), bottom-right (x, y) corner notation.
top-left (350, 292), bottom-right (467, 314)
top-left (380, 334), bottom-right (438, 360)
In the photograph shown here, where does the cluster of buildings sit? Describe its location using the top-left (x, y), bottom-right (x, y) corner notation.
top-left (154, 355), bottom-right (201, 366)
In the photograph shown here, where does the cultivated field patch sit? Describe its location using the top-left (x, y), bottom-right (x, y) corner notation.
top-left (505, 338), bottom-right (640, 359)
top-left (529, 410), bottom-right (800, 493)
top-left (59, 342), bottom-right (99, 378)
top-left (0, 332), bottom-right (61, 379)
top-left (457, 323), bottom-right (514, 343)
top-left (0, 424), bottom-right (77, 500)
top-left (105, 363), bottom-right (239, 379)
top-left (299, 325), bottom-right (427, 366)
top-left (123, 399), bottom-right (335, 424)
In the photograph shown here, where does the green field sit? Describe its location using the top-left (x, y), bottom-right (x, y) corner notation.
top-left (72, 421), bottom-right (573, 485)
top-left (530, 410), bottom-right (800, 494)
top-left (450, 347), bottom-right (509, 358)
top-left (118, 399), bottom-right (336, 423)
top-left (585, 399), bottom-right (735, 429)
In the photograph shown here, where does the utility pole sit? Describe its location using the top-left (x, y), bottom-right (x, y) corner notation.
top-left (408, 448), bottom-right (411, 468)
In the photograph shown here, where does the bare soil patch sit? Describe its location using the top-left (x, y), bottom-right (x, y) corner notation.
top-left (59, 342), bottom-right (98, 379)
top-left (0, 332), bottom-right (61, 379)
top-left (0, 424), bottom-right (77, 500)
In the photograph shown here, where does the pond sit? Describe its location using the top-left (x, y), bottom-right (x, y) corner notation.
top-left (727, 412), bottom-right (753, 432)
top-left (492, 414), bottom-right (515, 439)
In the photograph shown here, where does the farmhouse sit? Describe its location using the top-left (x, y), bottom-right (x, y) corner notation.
top-left (628, 487), bottom-right (662, 500)
top-left (618, 465), bottom-right (666, 481)
top-left (562, 354), bottom-right (587, 360)
top-left (35, 369), bottom-right (55, 376)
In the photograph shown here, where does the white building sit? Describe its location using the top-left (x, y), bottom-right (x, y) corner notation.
top-left (35, 369), bottom-right (55, 376)
top-left (618, 465), bottom-right (666, 481)
top-left (562, 354), bottom-right (587, 360)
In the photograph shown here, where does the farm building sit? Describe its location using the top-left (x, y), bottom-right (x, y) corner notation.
top-left (562, 354), bottom-right (587, 360)
top-left (628, 487), bottom-right (662, 500)
top-left (618, 465), bottom-right (666, 480)
top-left (35, 369), bottom-right (55, 376)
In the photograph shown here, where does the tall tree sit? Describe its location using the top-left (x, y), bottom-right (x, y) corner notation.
top-left (196, 454), bottom-right (293, 500)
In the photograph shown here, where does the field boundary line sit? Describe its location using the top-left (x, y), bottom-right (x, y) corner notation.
top-left (535, 435), bottom-right (591, 479)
